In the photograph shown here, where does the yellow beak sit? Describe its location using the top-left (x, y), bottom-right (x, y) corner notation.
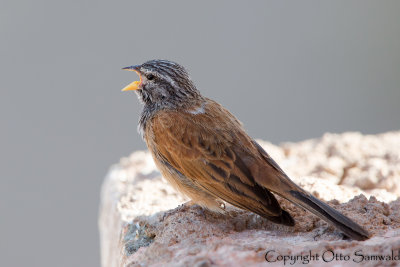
top-left (121, 81), bottom-right (141, 91)
top-left (121, 65), bottom-right (142, 91)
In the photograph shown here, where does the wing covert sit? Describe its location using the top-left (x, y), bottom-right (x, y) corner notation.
top-left (147, 106), bottom-right (286, 219)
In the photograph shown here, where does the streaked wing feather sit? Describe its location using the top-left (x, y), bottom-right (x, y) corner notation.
top-left (150, 106), bottom-right (285, 218)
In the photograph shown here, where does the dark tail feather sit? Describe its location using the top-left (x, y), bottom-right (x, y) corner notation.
top-left (289, 190), bottom-right (370, 241)
top-left (263, 209), bottom-right (295, 226)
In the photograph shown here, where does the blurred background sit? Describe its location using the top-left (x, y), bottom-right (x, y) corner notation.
top-left (1, 1), bottom-right (399, 266)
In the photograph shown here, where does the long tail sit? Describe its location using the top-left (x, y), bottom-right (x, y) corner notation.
top-left (252, 140), bottom-right (370, 240)
top-left (286, 189), bottom-right (370, 241)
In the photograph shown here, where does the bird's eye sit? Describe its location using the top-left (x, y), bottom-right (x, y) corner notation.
top-left (147, 74), bottom-right (155, 80)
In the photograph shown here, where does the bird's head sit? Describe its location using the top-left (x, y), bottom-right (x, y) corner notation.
top-left (122, 60), bottom-right (200, 106)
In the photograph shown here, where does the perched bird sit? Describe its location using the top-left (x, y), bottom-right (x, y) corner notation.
top-left (121, 59), bottom-right (369, 241)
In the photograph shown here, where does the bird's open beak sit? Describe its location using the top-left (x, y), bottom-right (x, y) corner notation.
top-left (122, 65), bottom-right (142, 91)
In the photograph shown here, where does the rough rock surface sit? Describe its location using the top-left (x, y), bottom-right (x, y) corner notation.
top-left (99, 131), bottom-right (400, 267)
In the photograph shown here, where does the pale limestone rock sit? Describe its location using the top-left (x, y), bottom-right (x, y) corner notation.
top-left (99, 131), bottom-right (400, 267)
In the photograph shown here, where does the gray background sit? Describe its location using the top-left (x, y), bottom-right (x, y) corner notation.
top-left (1, 1), bottom-right (399, 266)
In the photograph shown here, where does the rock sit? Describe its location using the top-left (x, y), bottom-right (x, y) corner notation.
top-left (99, 131), bottom-right (400, 267)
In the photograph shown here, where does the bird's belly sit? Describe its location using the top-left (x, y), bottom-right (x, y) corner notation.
top-left (150, 151), bottom-right (224, 211)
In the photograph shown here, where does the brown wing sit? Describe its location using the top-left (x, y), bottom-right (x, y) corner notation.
top-left (149, 100), bottom-right (294, 225)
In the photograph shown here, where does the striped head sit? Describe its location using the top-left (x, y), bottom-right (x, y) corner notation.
top-left (122, 60), bottom-right (201, 106)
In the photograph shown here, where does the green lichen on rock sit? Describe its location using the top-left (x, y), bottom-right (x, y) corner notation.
top-left (123, 222), bottom-right (155, 255)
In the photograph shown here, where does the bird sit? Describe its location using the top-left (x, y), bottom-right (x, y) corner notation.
top-left (121, 59), bottom-right (370, 241)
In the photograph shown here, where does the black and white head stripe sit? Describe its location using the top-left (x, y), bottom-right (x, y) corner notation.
top-left (140, 60), bottom-right (195, 89)
top-left (141, 59), bottom-right (188, 78)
